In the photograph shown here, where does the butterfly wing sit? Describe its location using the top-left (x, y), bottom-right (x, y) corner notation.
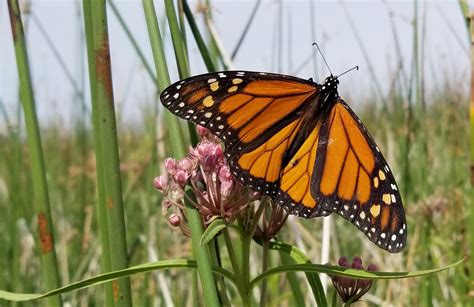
top-left (311, 99), bottom-right (406, 252)
top-left (161, 71), bottom-right (328, 211)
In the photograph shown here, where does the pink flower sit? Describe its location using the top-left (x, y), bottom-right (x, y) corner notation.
top-left (153, 175), bottom-right (168, 191)
top-left (164, 158), bottom-right (176, 175)
top-left (193, 141), bottom-right (223, 161)
top-left (220, 180), bottom-right (234, 197)
top-left (196, 125), bottom-right (211, 138)
top-left (168, 213), bottom-right (181, 227)
top-left (177, 157), bottom-right (194, 171)
top-left (174, 169), bottom-right (190, 187)
top-left (218, 165), bottom-right (232, 182)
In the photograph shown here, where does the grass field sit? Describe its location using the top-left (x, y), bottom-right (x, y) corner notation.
top-left (0, 1), bottom-right (471, 306)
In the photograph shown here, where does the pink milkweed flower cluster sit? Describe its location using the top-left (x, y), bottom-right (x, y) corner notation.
top-left (154, 128), bottom-right (257, 233)
top-left (331, 256), bottom-right (378, 303)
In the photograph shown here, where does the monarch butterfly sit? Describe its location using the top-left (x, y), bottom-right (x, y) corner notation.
top-left (160, 70), bottom-right (407, 253)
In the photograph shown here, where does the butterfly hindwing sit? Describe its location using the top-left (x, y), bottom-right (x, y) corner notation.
top-left (309, 100), bottom-right (407, 252)
top-left (273, 120), bottom-right (333, 217)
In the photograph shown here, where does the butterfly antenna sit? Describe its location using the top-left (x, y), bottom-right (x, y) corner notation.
top-left (312, 42), bottom-right (333, 76)
top-left (336, 66), bottom-right (359, 78)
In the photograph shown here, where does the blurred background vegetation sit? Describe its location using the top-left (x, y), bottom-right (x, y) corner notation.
top-left (0, 0), bottom-right (471, 306)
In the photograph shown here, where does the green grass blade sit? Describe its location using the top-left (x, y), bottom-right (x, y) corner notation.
top-left (200, 218), bottom-right (227, 246)
top-left (249, 258), bottom-right (466, 290)
top-left (7, 2), bottom-right (62, 306)
top-left (164, 0), bottom-right (198, 145)
top-left (183, 1), bottom-right (216, 72)
top-left (142, 0), bottom-right (186, 156)
top-left (0, 259), bottom-right (235, 302)
top-left (164, 0), bottom-right (190, 79)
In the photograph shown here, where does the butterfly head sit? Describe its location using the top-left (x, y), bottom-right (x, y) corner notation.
top-left (319, 66), bottom-right (358, 95)
top-left (320, 75), bottom-right (339, 97)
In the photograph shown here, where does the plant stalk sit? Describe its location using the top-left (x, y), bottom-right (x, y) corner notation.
top-left (84, 0), bottom-right (133, 305)
top-left (7, 1), bottom-right (62, 305)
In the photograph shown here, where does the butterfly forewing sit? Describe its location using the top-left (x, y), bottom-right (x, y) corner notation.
top-left (161, 71), bottom-right (317, 196)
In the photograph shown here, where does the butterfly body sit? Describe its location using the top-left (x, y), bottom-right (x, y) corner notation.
top-left (161, 71), bottom-right (407, 253)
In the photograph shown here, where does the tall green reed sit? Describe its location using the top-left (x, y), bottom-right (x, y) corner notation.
top-left (143, 0), bottom-right (220, 305)
top-left (83, 0), bottom-right (132, 305)
top-left (458, 0), bottom-right (474, 292)
top-left (7, 1), bottom-right (62, 306)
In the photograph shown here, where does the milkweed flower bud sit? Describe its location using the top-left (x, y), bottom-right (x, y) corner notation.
top-left (196, 125), bottom-right (211, 138)
top-left (331, 256), bottom-right (377, 303)
top-left (177, 158), bottom-right (193, 172)
top-left (164, 158), bottom-right (176, 175)
top-left (168, 213), bottom-right (181, 227)
top-left (174, 169), bottom-right (190, 187)
top-left (153, 175), bottom-right (168, 192)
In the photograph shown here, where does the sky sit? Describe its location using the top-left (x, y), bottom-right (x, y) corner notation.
top-left (0, 0), bottom-right (470, 128)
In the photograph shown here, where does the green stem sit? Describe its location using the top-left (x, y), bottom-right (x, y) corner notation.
top-left (7, 1), bottom-right (62, 306)
top-left (209, 238), bottom-right (231, 305)
top-left (467, 4), bottom-right (474, 292)
top-left (240, 202), bottom-right (267, 306)
top-left (223, 228), bottom-right (244, 282)
top-left (185, 189), bottom-right (222, 306)
top-left (164, 0), bottom-right (189, 79)
top-left (81, 0), bottom-right (114, 305)
top-left (259, 240), bottom-right (270, 307)
top-left (85, 0), bottom-right (133, 305)
top-left (164, 0), bottom-right (199, 145)
top-left (143, 1), bottom-right (219, 304)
